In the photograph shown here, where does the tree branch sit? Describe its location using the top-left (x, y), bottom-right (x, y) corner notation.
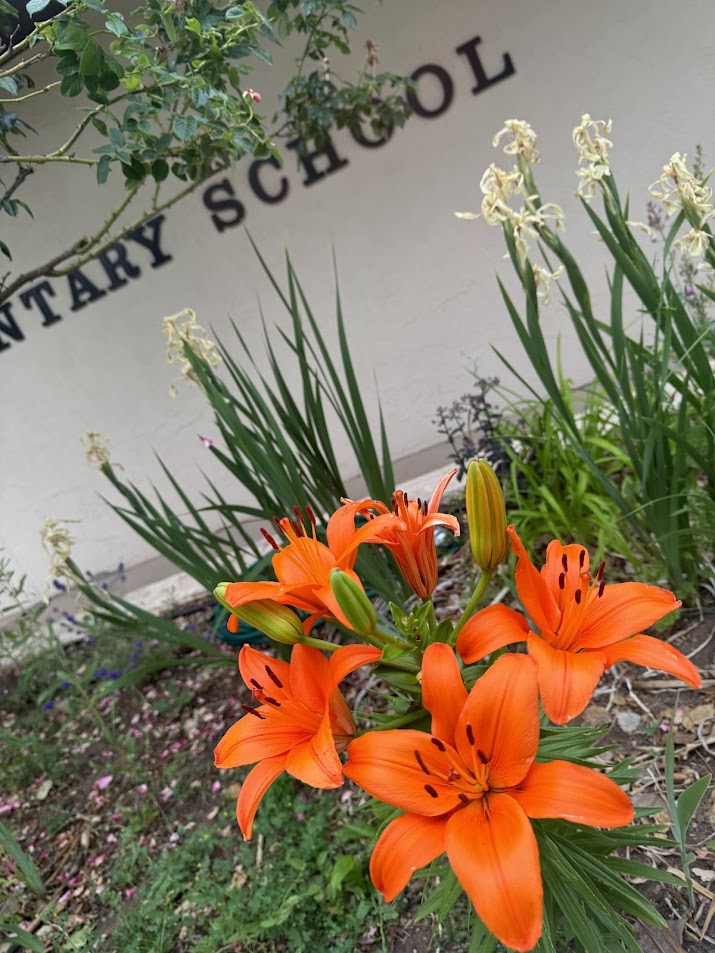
top-left (0, 80), bottom-right (61, 104)
top-left (0, 164), bottom-right (32, 205)
top-left (0, 49), bottom-right (50, 78)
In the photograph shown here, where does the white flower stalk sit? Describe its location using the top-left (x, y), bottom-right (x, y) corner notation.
top-left (163, 308), bottom-right (221, 396)
top-left (42, 517), bottom-right (79, 592)
top-left (649, 153), bottom-right (714, 220)
top-left (573, 114), bottom-right (613, 199)
top-left (492, 119), bottom-right (540, 163)
top-left (82, 431), bottom-right (111, 469)
top-left (532, 263), bottom-right (564, 305)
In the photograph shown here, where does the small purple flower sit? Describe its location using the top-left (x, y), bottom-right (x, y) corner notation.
top-left (52, 580), bottom-right (67, 592)
top-left (59, 682), bottom-right (70, 690)
top-left (108, 671), bottom-right (123, 681)
top-left (43, 701), bottom-right (54, 711)
top-left (93, 668), bottom-right (108, 679)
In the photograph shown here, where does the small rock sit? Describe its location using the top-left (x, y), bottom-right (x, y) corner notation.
top-left (615, 710), bottom-right (641, 734)
top-left (36, 779), bottom-right (53, 801)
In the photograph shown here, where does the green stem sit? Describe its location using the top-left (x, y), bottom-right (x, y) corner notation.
top-left (451, 569), bottom-right (493, 642)
top-left (301, 635), bottom-right (340, 652)
top-left (360, 708), bottom-right (427, 731)
top-left (425, 598), bottom-right (437, 638)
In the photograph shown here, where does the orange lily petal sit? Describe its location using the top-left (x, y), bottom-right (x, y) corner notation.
top-left (236, 753), bottom-right (288, 839)
top-left (508, 526), bottom-right (560, 635)
top-left (456, 604), bottom-right (529, 663)
top-left (329, 644), bottom-right (383, 689)
top-left (370, 812), bottom-right (447, 902)
top-left (273, 536), bottom-right (337, 588)
top-left (285, 709), bottom-right (344, 788)
top-left (339, 511), bottom-right (409, 563)
top-left (344, 730), bottom-right (465, 816)
top-left (572, 582), bottom-right (681, 650)
top-left (601, 635), bottom-right (701, 688)
top-left (328, 687), bottom-right (355, 746)
top-left (238, 645), bottom-right (291, 701)
top-left (444, 796), bottom-right (543, 953)
top-left (513, 761), bottom-right (634, 827)
top-left (455, 654), bottom-right (539, 788)
top-left (289, 644), bottom-right (331, 711)
top-left (325, 498), bottom-right (370, 558)
top-left (427, 467), bottom-right (458, 513)
top-left (421, 511), bottom-right (461, 536)
top-left (541, 540), bottom-right (589, 595)
top-left (214, 709), bottom-right (309, 768)
top-left (225, 580), bottom-right (284, 608)
top-left (421, 643), bottom-right (467, 748)
top-left (527, 635), bottom-right (606, 724)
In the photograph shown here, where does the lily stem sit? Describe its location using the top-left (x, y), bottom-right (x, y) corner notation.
top-left (362, 708), bottom-right (428, 731)
top-left (451, 568), bottom-right (493, 642)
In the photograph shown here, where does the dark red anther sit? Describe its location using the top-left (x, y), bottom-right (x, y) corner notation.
top-left (403, 491), bottom-right (409, 505)
top-left (430, 737), bottom-right (446, 752)
top-left (260, 527), bottom-right (279, 550)
top-left (466, 724), bottom-right (475, 746)
top-left (305, 505), bottom-right (317, 526)
top-left (579, 549), bottom-right (586, 568)
top-left (265, 665), bottom-right (284, 689)
top-left (293, 505), bottom-right (303, 522)
top-left (241, 705), bottom-right (265, 720)
top-left (447, 768), bottom-right (462, 782)
top-left (558, 572), bottom-right (565, 590)
top-left (290, 519), bottom-right (302, 536)
top-left (598, 579), bottom-right (606, 598)
top-left (414, 750), bottom-right (431, 775)
top-left (574, 589), bottom-right (582, 605)
top-left (458, 793), bottom-right (470, 805)
top-left (596, 561), bottom-right (606, 581)
top-left (423, 500), bottom-right (428, 515)
top-left (272, 515), bottom-right (284, 535)
top-left (562, 553), bottom-right (568, 572)
top-left (263, 696), bottom-right (281, 707)
top-left (476, 748), bottom-right (488, 764)
top-left (250, 678), bottom-right (263, 690)
top-left (424, 784), bottom-right (439, 798)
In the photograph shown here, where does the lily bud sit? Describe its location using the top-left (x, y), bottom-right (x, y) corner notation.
top-left (213, 584), bottom-right (303, 644)
top-left (465, 460), bottom-right (508, 572)
top-left (329, 569), bottom-right (377, 636)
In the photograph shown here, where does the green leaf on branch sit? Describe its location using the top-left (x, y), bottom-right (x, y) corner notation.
top-left (96, 153), bottom-right (110, 184)
top-left (60, 73), bottom-right (84, 97)
top-left (172, 114), bottom-right (199, 142)
top-left (26, 0), bottom-right (54, 16)
top-left (79, 38), bottom-right (104, 76)
top-left (54, 21), bottom-right (89, 52)
top-left (676, 773), bottom-right (712, 837)
top-left (151, 158), bottom-right (169, 182)
top-left (0, 74), bottom-right (19, 94)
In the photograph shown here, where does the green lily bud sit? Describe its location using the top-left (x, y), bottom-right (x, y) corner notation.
top-left (329, 569), bottom-right (377, 636)
top-left (465, 460), bottom-right (508, 572)
top-left (213, 584), bottom-right (303, 644)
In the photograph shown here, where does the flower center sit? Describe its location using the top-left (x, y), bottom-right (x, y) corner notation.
top-left (553, 550), bottom-right (607, 650)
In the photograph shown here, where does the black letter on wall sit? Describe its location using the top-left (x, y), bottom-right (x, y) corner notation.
top-left (287, 137), bottom-right (349, 186)
top-left (0, 302), bottom-right (24, 352)
top-left (68, 269), bottom-right (107, 312)
top-left (99, 243), bottom-right (141, 291)
top-left (126, 215), bottom-right (173, 267)
top-left (455, 35), bottom-right (515, 94)
top-left (203, 178), bottom-right (246, 232)
top-left (406, 64), bottom-right (454, 118)
top-left (20, 280), bottom-right (62, 326)
top-left (248, 157), bottom-right (289, 205)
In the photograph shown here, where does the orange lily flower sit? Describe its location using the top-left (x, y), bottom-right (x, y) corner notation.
top-left (215, 642), bottom-right (381, 838)
top-left (457, 526), bottom-right (701, 724)
top-left (220, 500), bottom-right (401, 634)
top-left (344, 645), bottom-right (633, 952)
top-left (351, 468), bottom-right (460, 598)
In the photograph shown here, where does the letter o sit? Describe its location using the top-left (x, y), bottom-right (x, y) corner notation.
top-left (406, 64), bottom-right (454, 119)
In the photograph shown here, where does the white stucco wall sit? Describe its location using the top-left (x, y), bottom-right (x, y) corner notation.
top-left (1, 0), bottom-right (714, 598)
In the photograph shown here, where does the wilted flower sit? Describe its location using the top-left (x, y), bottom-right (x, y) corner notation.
top-left (532, 263), bottom-right (564, 304)
top-left (649, 153), bottom-right (714, 220)
top-left (674, 226), bottom-right (710, 258)
top-left (243, 88), bottom-right (261, 103)
top-left (163, 308), bottom-right (220, 396)
top-left (509, 201), bottom-right (564, 262)
top-left (82, 431), bottom-right (111, 469)
top-left (41, 517), bottom-right (78, 589)
top-left (573, 114), bottom-right (613, 199)
top-left (492, 119), bottom-right (540, 163)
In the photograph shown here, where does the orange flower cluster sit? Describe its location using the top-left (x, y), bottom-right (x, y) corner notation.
top-left (213, 469), bottom-right (702, 952)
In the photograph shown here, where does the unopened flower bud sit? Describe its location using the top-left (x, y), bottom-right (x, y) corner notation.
top-left (329, 570), bottom-right (377, 636)
top-left (213, 584), bottom-right (303, 644)
top-left (465, 460), bottom-right (508, 572)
